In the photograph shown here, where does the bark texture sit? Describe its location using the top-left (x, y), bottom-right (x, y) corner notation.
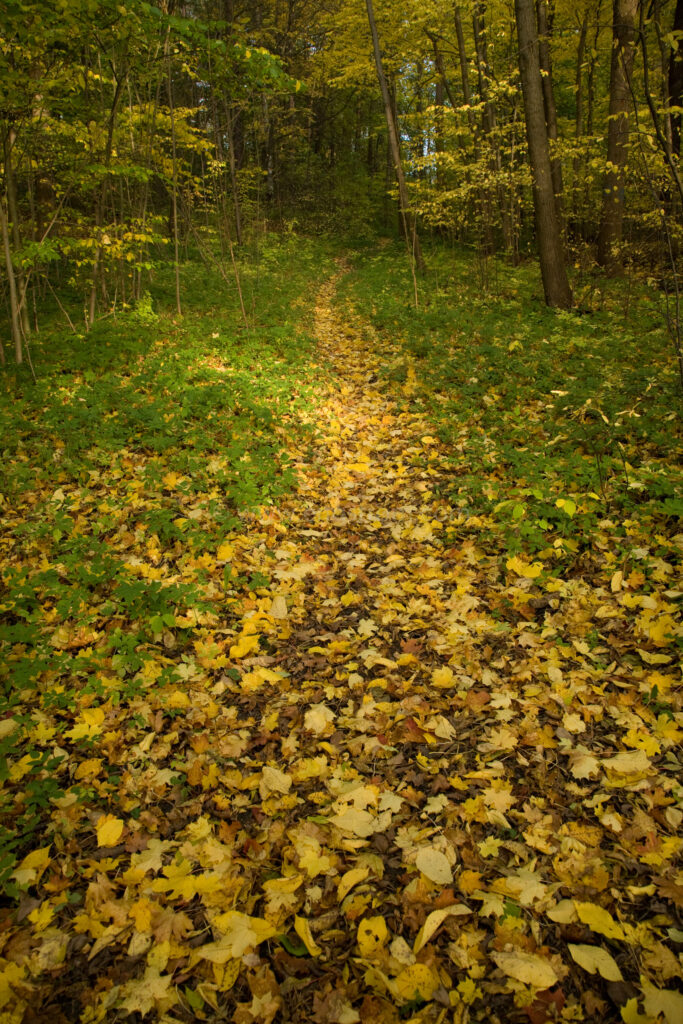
top-left (515, 0), bottom-right (572, 308)
top-left (597, 0), bottom-right (639, 274)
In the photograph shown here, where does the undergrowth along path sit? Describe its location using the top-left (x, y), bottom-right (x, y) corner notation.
top-left (2, 268), bottom-right (682, 1024)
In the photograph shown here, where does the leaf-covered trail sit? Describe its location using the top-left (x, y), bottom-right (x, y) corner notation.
top-left (3, 270), bottom-right (682, 1024)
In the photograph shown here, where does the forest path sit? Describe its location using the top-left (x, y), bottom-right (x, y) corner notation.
top-left (10, 270), bottom-right (682, 1024)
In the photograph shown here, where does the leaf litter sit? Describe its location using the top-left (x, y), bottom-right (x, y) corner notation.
top-left (0, 269), bottom-right (682, 1023)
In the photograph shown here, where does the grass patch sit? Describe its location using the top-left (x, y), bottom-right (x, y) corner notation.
top-left (337, 240), bottom-right (682, 564)
top-left (0, 232), bottom-right (334, 893)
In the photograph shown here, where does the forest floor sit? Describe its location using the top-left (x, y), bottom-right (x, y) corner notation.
top-left (1, 247), bottom-right (682, 1023)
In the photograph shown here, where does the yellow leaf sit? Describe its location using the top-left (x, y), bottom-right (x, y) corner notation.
top-left (199, 912), bottom-right (276, 961)
top-left (262, 875), bottom-right (304, 896)
top-left (568, 943), bottom-right (623, 981)
top-left (357, 916), bottom-right (388, 957)
top-left (330, 808), bottom-right (378, 838)
top-left (547, 900), bottom-right (578, 924)
top-left (304, 704), bottom-right (335, 734)
top-left (490, 950), bottom-right (558, 989)
top-left (259, 766), bottom-right (292, 799)
top-left (431, 666), bottom-right (454, 688)
top-left (413, 905), bottom-right (471, 954)
top-left (129, 897), bottom-right (155, 933)
top-left (166, 690), bottom-right (190, 708)
top-left (394, 963), bottom-right (439, 1002)
top-left (11, 845), bottom-right (51, 888)
top-left (506, 555), bottom-right (543, 579)
top-left (216, 542), bottom-right (234, 561)
top-left (74, 758), bottom-right (103, 780)
top-left (0, 718), bottom-right (18, 740)
top-left (0, 961), bottom-right (27, 1010)
top-left (415, 847), bottom-right (453, 885)
top-left (294, 916), bottom-right (322, 957)
top-left (338, 867), bottom-right (370, 902)
top-left (230, 633), bottom-right (260, 659)
top-left (621, 997), bottom-right (654, 1024)
top-left (478, 836), bottom-right (503, 859)
top-left (642, 981), bottom-right (683, 1024)
top-left (28, 901), bottom-right (55, 931)
top-left (340, 591), bottom-right (356, 607)
top-left (96, 815), bottom-right (124, 847)
top-left (574, 902), bottom-right (625, 941)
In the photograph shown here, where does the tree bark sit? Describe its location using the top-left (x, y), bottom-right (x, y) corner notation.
top-left (0, 193), bottom-right (23, 363)
top-left (365, 0), bottom-right (425, 273)
top-left (597, 0), bottom-right (639, 275)
top-left (515, 0), bottom-right (572, 307)
top-left (536, 0), bottom-right (563, 210)
top-left (3, 128), bottom-right (30, 342)
top-left (669, 0), bottom-right (683, 156)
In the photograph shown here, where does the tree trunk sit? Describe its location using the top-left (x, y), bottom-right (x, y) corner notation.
top-left (575, 13), bottom-right (588, 142)
top-left (515, 0), bottom-right (572, 307)
top-left (669, 0), bottom-right (683, 156)
top-left (365, 0), bottom-right (425, 273)
top-left (0, 193), bottom-right (23, 363)
top-left (3, 128), bottom-right (30, 342)
top-left (536, 0), bottom-right (563, 211)
top-left (597, 0), bottom-right (639, 275)
top-left (473, 2), bottom-right (514, 256)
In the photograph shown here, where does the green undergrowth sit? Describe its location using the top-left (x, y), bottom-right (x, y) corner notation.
top-left (0, 233), bottom-right (334, 893)
top-left (338, 240), bottom-right (682, 567)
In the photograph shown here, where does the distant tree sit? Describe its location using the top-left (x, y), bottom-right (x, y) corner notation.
top-left (515, 0), bottom-right (572, 307)
top-left (597, 0), bottom-right (639, 274)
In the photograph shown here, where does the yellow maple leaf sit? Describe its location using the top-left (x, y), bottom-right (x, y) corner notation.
top-left (230, 633), bottom-right (260, 659)
top-left (506, 555), bottom-right (544, 579)
top-left (200, 912), bottom-right (276, 960)
top-left (431, 666), bottom-right (454, 688)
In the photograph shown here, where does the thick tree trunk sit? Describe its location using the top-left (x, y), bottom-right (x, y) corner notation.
top-left (597, 0), bottom-right (639, 275)
top-left (365, 0), bottom-right (425, 273)
top-left (536, 0), bottom-right (563, 211)
top-left (515, 0), bottom-right (572, 307)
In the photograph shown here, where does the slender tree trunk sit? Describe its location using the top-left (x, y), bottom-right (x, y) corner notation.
top-left (575, 13), bottom-right (588, 142)
top-left (669, 0), bottom-right (683, 156)
top-left (426, 31), bottom-right (458, 110)
top-left (225, 105), bottom-right (243, 244)
top-left (365, 0), bottom-right (425, 273)
top-left (515, 0), bottom-right (573, 307)
top-left (166, 32), bottom-right (182, 315)
top-left (0, 193), bottom-right (23, 363)
top-left (597, 0), bottom-right (639, 275)
top-left (536, 0), bottom-right (563, 211)
top-left (88, 72), bottom-right (125, 328)
top-left (3, 128), bottom-right (30, 341)
top-left (453, 5), bottom-right (478, 140)
top-left (473, 2), bottom-right (514, 255)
